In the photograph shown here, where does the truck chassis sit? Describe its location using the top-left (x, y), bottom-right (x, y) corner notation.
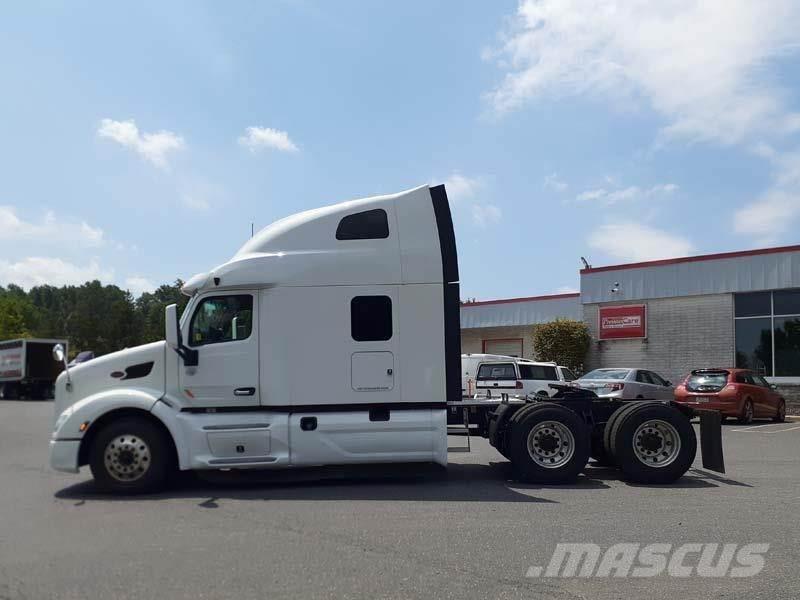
top-left (447, 385), bottom-right (724, 485)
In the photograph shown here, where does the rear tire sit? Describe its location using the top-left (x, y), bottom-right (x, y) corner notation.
top-left (508, 404), bottom-right (589, 484)
top-left (738, 399), bottom-right (754, 425)
top-left (611, 403), bottom-right (697, 484)
top-left (89, 417), bottom-right (173, 494)
top-left (602, 402), bottom-right (645, 466)
top-left (773, 400), bottom-right (786, 423)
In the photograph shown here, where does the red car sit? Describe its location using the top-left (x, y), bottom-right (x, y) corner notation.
top-left (674, 368), bottom-right (786, 424)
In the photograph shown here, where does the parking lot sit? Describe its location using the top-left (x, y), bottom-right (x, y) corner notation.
top-left (0, 400), bottom-right (798, 600)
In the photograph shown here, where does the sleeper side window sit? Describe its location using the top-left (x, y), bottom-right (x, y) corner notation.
top-left (189, 295), bottom-right (253, 347)
top-left (336, 209), bottom-right (390, 240)
top-left (351, 296), bottom-right (392, 341)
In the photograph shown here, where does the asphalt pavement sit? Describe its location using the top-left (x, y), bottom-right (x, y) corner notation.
top-left (1, 400), bottom-right (798, 600)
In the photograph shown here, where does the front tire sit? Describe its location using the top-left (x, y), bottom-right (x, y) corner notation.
top-left (610, 403), bottom-right (697, 484)
top-left (89, 417), bottom-right (173, 494)
top-left (773, 400), bottom-right (786, 423)
top-left (508, 404), bottom-right (590, 484)
top-left (738, 399), bottom-right (754, 425)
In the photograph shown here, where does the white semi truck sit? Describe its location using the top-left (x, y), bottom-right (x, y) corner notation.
top-left (0, 338), bottom-right (67, 399)
top-left (49, 185), bottom-right (724, 493)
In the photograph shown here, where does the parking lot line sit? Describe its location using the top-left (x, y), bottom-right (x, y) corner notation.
top-left (730, 423), bottom-right (789, 432)
top-left (762, 425), bottom-right (800, 434)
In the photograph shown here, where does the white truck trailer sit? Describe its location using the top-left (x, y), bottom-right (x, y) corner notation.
top-left (0, 338), bottom-right (67, 399)
top-left (48, 185), bottom-right (724, 493)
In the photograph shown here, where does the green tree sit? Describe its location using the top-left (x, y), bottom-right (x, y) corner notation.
top-left (531, 319), bottom-right (591, 372)
top-left (0, 296), bottom-right (32, 339)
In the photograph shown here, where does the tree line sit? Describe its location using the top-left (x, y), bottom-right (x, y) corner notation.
top-left (0, 280), bottom-right (190, 357)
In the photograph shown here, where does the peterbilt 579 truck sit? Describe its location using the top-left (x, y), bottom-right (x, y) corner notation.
top-left (49, 185), bottom-right (724, 493)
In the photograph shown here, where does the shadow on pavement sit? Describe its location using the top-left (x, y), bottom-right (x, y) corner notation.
top-left (54, 461), bottom-right (559, 505)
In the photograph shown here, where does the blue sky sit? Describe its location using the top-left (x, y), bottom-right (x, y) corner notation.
top-left (1, 1), bottom-right (800, 301)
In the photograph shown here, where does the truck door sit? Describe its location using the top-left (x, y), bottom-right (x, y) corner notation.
top-left (179, 292), bottom-right (260, 407)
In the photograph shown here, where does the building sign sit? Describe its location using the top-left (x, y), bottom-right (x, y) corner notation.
top-left (599, 305), bottom-right (647, 340)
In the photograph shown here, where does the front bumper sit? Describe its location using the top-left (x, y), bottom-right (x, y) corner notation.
top-left (49, 439), bottom-right (81, 473)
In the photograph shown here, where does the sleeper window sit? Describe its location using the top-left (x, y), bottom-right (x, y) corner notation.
top-left (189, 295), bottom-right (253, 347)
top-left (351, 296), bottom-right (392, 341)
top-left (336, 209), bottom-right (389, 240)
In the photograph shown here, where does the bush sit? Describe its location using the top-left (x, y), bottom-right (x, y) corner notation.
top-left (531, 319), bottom-right (591, 372)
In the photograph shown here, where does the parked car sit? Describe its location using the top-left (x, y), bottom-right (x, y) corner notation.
top-left (673, 368), bottom-right (786, 424)
top-left (574, 368), bottom-right (674, 400)
top-left (452, 355), bottom-right (578, 433)
top-left (472, 357), bottom-right (577, 399)
top-left (461, 353), bottom-right (516, 396)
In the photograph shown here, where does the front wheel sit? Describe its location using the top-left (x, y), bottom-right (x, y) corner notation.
top-left (610, 403), bottom-right (697, 484)
top-left (508, 404), bottom-right (590, 484)
top-left (773, 400), bottom-right (786, 423)
top-left (738, 400), bottom-right (754, 425)
top-left (89, 417), bottom-right (173, 494)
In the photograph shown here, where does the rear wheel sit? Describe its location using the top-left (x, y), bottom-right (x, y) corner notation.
top-left (738, 399), bottom-right (754, 425)
top-left (89, 417), bottom-right (173, 494)
top-left (611, 403), bottom-right (697, 484)
top-left (773, 400), bottom-right (786, 423)
top-left (508, 404), bottom-right (589, 484)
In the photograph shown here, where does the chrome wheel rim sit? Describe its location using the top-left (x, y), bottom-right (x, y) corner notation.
top-left (632, 420), bottom-right (681, 468)
top-left (527, 420), bottom-right (575, 469)
top-left (104, 435), bottom-right (151, 482)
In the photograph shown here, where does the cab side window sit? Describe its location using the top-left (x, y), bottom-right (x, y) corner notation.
top-left (189, 295), bottom-right (253, 347)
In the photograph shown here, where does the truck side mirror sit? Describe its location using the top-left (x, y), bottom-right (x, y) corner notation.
top-left (165, 304), bottom-right (199, 367)
top-left (165, 304), bottom-right (180, 350)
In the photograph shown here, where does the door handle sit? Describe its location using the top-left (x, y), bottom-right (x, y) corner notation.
top-left (234, 387), bottom-right (256, 397)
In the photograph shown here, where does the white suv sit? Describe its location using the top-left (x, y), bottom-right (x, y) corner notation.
top-left (472, 358), bottom-right (577, 399)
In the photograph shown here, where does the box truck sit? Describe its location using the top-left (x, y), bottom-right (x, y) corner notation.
top-left (48, 185), bottom-right (723, 493)
top-left (1, 338), bottom-right (67, 399)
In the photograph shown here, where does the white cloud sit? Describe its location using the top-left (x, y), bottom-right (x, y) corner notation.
top-left (0, 207), bottom-right (104, 246)
top-left (0, 257), bottom-right (114, 289)
top-left (734, 150), bottom-right (800, 240)
top-left (488, 0), bottom-right (800, 144)
top-left (471, 203), bottom-right (502, 228)
top-left (441, 173), bottom-right (481, 202)
top-left (238, 127), bottom-right (299, 153)
top-left (124, 276), bottom-right (157, 297)
top-left (576, 183), bottom-right (678, 204)
top-left (98, 118), bottom-right (185, 169)
top-left (588, 222), bottom-right (693, 262)
top-left (544, 172), bottom-right (568, 192)
top-left (435, 172), bottom-right (503, 228)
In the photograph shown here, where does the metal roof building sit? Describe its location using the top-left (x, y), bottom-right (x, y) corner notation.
top-left (460, 244), bottom-right (800, 389)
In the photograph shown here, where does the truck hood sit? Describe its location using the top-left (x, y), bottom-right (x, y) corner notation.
top-left (53, 341), bottom-right (167, 424)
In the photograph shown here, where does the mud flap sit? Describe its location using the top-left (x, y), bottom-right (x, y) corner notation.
top-left (698, 410), bottom-right (725, 474)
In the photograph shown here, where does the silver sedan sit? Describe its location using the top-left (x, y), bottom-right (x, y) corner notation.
top-left (574, 368), bottom-right (675, 400)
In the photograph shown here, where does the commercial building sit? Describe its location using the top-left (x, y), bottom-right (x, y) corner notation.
top-left (460, 244), bottom-right (800, 396)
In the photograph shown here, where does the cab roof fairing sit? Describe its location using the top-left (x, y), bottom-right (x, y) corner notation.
top-left (180, 184), bottom-right (446, 294)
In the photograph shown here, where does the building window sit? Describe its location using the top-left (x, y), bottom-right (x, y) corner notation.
top-left (336, 209), bottom-right (390, 240)
top-left (734, 290), bottom-right (800, 377)
top-left (351, 296), bottom-right (392, 341)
